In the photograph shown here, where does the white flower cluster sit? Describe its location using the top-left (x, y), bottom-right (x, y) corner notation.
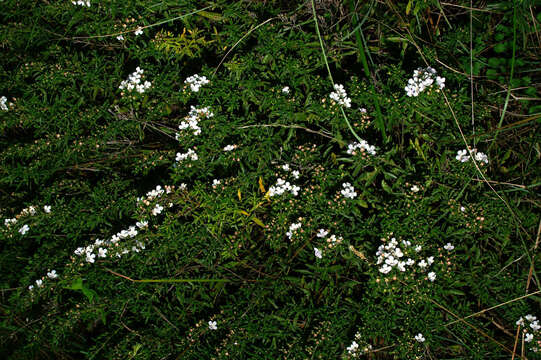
top-left (516, 315), bottom-right (541, 350)
top-left (28, 270), bottom-right (58, 292)
top-left (346, 140), bottom-right (377, 156)
top-left (375, 237), bottom-right (442, 282)
top-left (119, 67), bottom-right (152, 95)
top-left (138, 185), bottom-right (165, 202)
top-left (414, 333), bottom-right (426, 343)
top-left (346, 332), bottom-right (372, 358)
top-left (268, 178), bottom-right (300, 197)
top-left (329, 84), bottom-right (351, 108)
top-left (72, 0), bottom-right (90, 6)
top-left (19, 224), bottom-right (30, 235)
top-left (286, 222), bottom-right (302, 240)
top-left (223, 144), bottom-right (237, 152)
top-left (405, 67), bottom-right (445, 97)
top-left (74, 186), bottom-right (171, 263)
top-left (176, 106), bottom-right (214, 137)
top-left (281, 164), bottom-right (300, 179)
top-left (455, 148), bottom-right (489, 165)
top-left (1, 96), bottom-right (9, 111)
top-left (176, 148), bottom-right (198, 162)
top-left (316, 229), bottom-right (343, 250)
top-left (340, 182), bottom-right (357, 199)
top-left (184, 74), bottom-right (210, 92)
top-left (73, 221), bottom-right (148, 263)
top-left (26, 186), bottom-right (172, 292)
top-left (4, 205), bottom-right (52, 236)
top-left (281, 86), bottom-right (290, 94)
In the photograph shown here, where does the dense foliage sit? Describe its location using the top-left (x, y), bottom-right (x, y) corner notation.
top-left (1, 0), bottom-right (540, 358)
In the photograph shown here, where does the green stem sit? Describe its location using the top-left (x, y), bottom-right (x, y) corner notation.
top-left (491, 3), bottom-right (517, 149)
top-left (310, 0), bottom-right (363, 144)
top-left (348, 0), bottom-right (387, 141)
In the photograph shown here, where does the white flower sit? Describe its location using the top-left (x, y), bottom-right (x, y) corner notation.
top-left (282, 86), bottom-right (290, 94)
top-left (292, 170), bottom-right (300, 179)
top-left (531, 320), bottom-right (541, 331)
top-left (405, 67), bottom-right (444, 97)
top-left (455, 148), bottom-right (489, 165)
top-left (152, 204), bottom-right (163, 216)
top-left (223, 144), bottom-right (237, 152)
top-left (136, 221), bottom-right (148, 229)
top-left (18, 224), bottom-right (30, 235)
top-left (119, 67), bottom-right (151, 95)
top-left (35, 279), bottom-right (43, 287)
top-left (4, 218), bottom-right (17, 226)
top-left (72, 0), bottom-right (91, 6)
top-left (436, 76), bottom-right (445, 89)
top-left (525, 315), bottom-right (537, 322)
top-left (414, 245), bottom-right (422, 252)
top-left (0, 96), bottom-right (8, 111)
top-left (208, 320), bottom-right (217, 330)
top-left (43, 205), bottom-right (51, 213)
top-left (314, 247), bottom-right (322, 259)
top-left (414, 333), bottom-right (425, 342)
top-left (74, 247), bottom-right (84, 256)
top-left (340, 182), bottom-right (357, 199)
top-left (47, 270), bottom-right (58, 279)
top-left (127, 226), bottom-right (138, 237)
top-left (525, 333), bottom-right (534, 342)
top-left (86, 253), bottom-right (96, 263)
top-left (134, 27), bottom-right (143, 36)
top-left (286, 223), bottom-right (302, 239)
top-left (347, 340), bottom-right (359, 353)
top-left (474, 150), bottom-right (489, 164)
top-left (456, 149), bottom-right (470, 163)
top-left (28, 285), bottom-right (34, 291)
top-left (411, 185), bottom-right (419, 193)
top-left (406, 258), bottom-right (415, 266)
top-left (427, 272), bottom-right (436, 282)
top-left (317, 229), bottom-right (328, 238)
top-left (176, 148), bottom-right (198, 162)
top-left (282, 164), bottom-right (290, 172)
top-left (379, 264), bottom-right (392, 274)
top-left (346, 140), bottom-right (377, 156)
top-left (268, 178), bottom-right (300, 197)
top-left (418, 260), bottom-right (428, 269)
top-left (329, 84), bottom-right (351, 108)
top-left (184, 74), bottom-right (210, 92)
top-left (427, 256), bottom-right (434, 265)
top-left (212, 179), bottom-right (221, 188)
top-left (516, 317), bottom-right (525, 326)
top-left (444, 242), bottom-right (454, 251)
top-left (98, 248), bottom-right (108, 258)
top-left (116, 35), bottom-right (124, 41)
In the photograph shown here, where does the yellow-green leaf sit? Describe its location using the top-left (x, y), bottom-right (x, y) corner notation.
top-left (251, 217), bottom-right (265, 228)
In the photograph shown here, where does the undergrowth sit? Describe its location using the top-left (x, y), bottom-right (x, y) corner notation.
top-left (1, 0), bottom-right (540, 359)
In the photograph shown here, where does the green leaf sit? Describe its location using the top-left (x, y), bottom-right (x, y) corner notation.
top-left (381, 180), bottom-right (392, 194)
top-left (494, 43), bottom-right (506, 53)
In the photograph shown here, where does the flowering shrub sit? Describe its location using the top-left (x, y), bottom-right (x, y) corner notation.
top-left (1, 1), bottom-right (539, 359)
